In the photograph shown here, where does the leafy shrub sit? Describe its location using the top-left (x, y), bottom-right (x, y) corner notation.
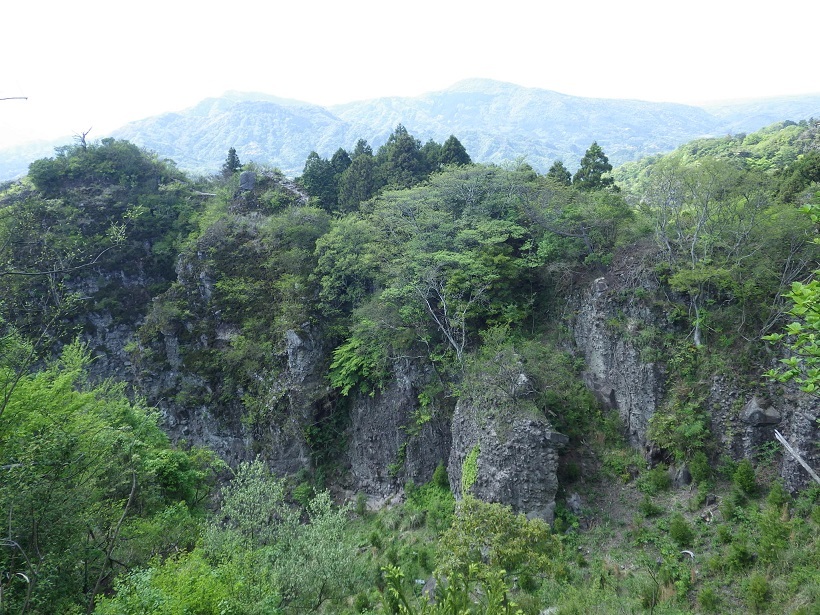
top-left (432, 462), bottom-right (450, 490)
top-left (602, 448), bottom-right (642, 482)
top-left (292, 481), bottom-right (314, 508)
top-left (745, 573), bottom-right (770, 612)
top-left (688, 450), bottom-right (711, 484)
top-left (405, 472), bottom-right (456, 532)
top-left (733, 459), bottom-right (757, 495)
top-left (668, 513), bottom-right (694, 547)
top-left (726, 538), bottom-right (755, 571)
top-left (461, 444), bottom-right (480, 496)
top-left (766, 480), bottom-right (791, 509)
top-left (638, 495), bottom-right (663, 518)
top-left (698, 585), bottom-right (722, 613)
top-left (758, 505), bottom-right (791, 564)
top-left (637, 464), bottom-right (671, 495)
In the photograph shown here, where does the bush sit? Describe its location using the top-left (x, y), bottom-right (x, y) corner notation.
top-left (668, 513), bottom-right (694, 547)
top-left (766, 480), bottom-right (791, 509)
top-left (733, 459), bottom-right (757, 495)
top-left (689, 450), bottom-right (711, 484)
top-left (726, 538), bottom-right (755, 571)
top-left (637, 464), bottom-right (671, 495)
top-left (432, 462), bottom-right (450, 490)
top-left (745, 573), bottom-right (770, 612)
top-left (639, 495), bottom-right (663, 518)
top-left (698, 585), bottom-right (722, 613)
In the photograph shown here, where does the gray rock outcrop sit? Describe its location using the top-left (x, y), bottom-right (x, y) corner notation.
top-left (568, 249), bottom-right (819, 492)
top-left (347, 359), bottom-right (451, 494)
top-left (447, 384), bottom-right (567, 523)
top-left (571, 275), bottom-right (665, 447)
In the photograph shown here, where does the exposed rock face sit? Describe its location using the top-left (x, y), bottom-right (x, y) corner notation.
top-left (347, 359), bottom-right (451, 495)
top-left (447, 386), bottom-right (567, 523)
top-left (779, 390), bottom-right (820, 491)
top-left (568, 250), bottom-right (820, 492)
top-left (571, 275), bottom-right (665, 447)
top-left (239, 170), bottom-right (256, 191)
top-left (741, 396), bottom-right (782, 426)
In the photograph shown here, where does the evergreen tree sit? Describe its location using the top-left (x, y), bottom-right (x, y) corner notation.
top-left (221, 147), bottom-right (242, 179)
top-left (330, 147), bottom-right (352, 176)
top-left (338, 154), bottom-right (378, 213)
top-left (572, 142), bottom-right (616, 191)
top-left (377, 124), bottom-right (425, 189)
top-left (352, 138), bottom-right (373, 158)
top-left (546, 160), bottom-right (572, 186)
top-left (300, 151), bottom-right (338, 211)
top-left (421, 139), bottom-right (443, 173)
top-left (440, 135), bottom-right (472, 167)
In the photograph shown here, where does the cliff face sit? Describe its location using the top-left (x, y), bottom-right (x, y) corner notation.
top-left (572, 274), bottom-right (665, 448)
top-left (567, 251), bottom-right (819, 491)
top-left (347, 359), bottom-right (451, 495)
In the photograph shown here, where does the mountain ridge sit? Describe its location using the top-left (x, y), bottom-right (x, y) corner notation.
top-left (1, 79), bottom-right (818, 180)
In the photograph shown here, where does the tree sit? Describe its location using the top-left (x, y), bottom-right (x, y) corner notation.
top-left (338, 151), bottom-right (378, 212)
top-left (330, 147), bottom-right (352, 176)
top-left (300, 151), bottom-right (338, 211)
top-left (421, 138), bottom-right (443, 173)
top-left (377, 124), bottom-right (425, 189)
top-left (440, 135), bottom-right (472, 167)
top-left (572, 142), bottom-right (616, 191)
top-left (221, 147), bottom-right (242, 178)
top-left (0, 342), bottom-right (219, 613)
top-left (351, 138), bottom-right (373, 158)
top-left (546, 160), bottom-right (572, 186)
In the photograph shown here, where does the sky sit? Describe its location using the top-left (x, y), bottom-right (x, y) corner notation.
top-left (1, 0), bottom-right (818, 150)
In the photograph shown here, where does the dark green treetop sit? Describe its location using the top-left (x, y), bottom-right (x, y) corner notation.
top-left (546, 160), bottom-right (572, 186)
top-left (440, 134), bottom-right (472, 167)
top-left (221, 147), bottom-right (242, 178)
top-left (572, 141), bottom-right (616, 191)
top-left (330, 147), bottom-right (352, 176)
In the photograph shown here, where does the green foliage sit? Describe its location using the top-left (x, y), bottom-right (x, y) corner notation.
top-left (2, 138), bottom-right (196, 338)
top-left (0, 341), bottom-right (220, 613)
top-left (405, 469), bottom-right (456, 532)
top-left (221, 146), bottom-right (242, 178)
top-left (744, 573), bottom-right (771, 613)
top-left (329, 323), bottom-right (392, 396)
top-left (439, 135), bottom-right (472, 167)
top-left (436, 496), bottom-right (560, 585)
top-left (572, 142), bottom-right (616, 191)
top-left (546, 160), bottom-right (572, 186)
top-left (647, 397), bottom-right (710, 462)
top-left (382, 563), bottom-right (523, 615)
top-left (461, 444), bottom-right (480, 496)
top-left (637, 465), bottom-right (672, 495)
top-left (101, 461), bottom-right (358, 614)
top-left (697, 585), bottom-right (722, 613)
top-left (668, 513), bottom-right (694, 547)
top-left (638, 495), bottom-right (663, 518)
top-left (688, 450), bottom-right (712, 484)
top-left (764, 204), bottom-right (820, 392)
top-left (432, 462), bottom-right (450, 490)
top-left (733, 459), bottom-right (757, 495)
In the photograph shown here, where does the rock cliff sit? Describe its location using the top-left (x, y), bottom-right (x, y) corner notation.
top-left (568, 248), bottom-right (819, 491)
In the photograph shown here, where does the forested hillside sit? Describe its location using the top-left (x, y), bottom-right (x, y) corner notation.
top-left (0, 120), bottom-right (818, 614)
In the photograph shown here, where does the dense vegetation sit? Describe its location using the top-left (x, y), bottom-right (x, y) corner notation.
top-left (0, 119), bottom-right (818, 613)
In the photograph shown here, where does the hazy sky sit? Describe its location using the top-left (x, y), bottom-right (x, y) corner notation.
top-left (1, 0), bottom-right (817, 149)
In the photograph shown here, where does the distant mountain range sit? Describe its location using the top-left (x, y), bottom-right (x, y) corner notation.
top-left (2, 79), bottom-right (819, 180)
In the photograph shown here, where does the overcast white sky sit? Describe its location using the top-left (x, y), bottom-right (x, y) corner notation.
top-left (1, 0), bottom-right (817, 149)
